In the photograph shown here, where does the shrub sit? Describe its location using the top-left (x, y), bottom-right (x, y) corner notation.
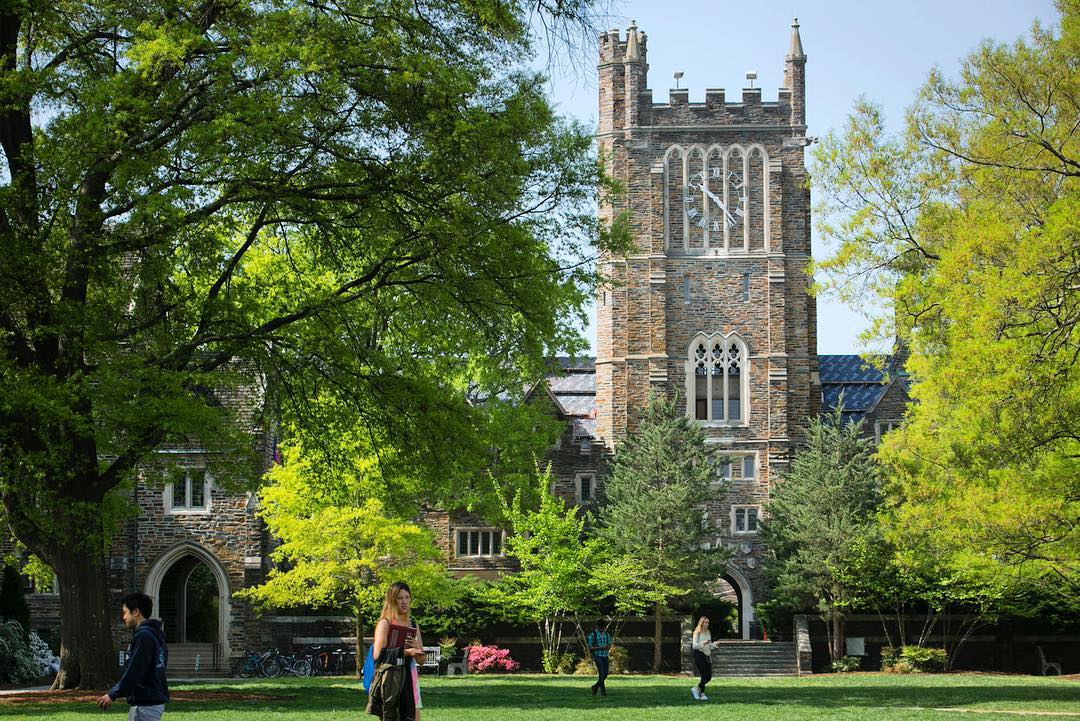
top-left (29, 632), bottom-right (60, 677)
top-left (438, 636), bottom-right (457, 660)
top-left (880, 645), bottom-right (899, 669)
top-left (573, 645), bottom-right (629, 675)
top-left (541, 650), bottom-right (576, 674)
top-left (466, 645), bottom-right (519, 674)
top-left (882, 645), bottom-right (948, 673)
top-left (831, 655), bottom-right (861, 673)
top-left (0, 620), bottom-right (41, 685)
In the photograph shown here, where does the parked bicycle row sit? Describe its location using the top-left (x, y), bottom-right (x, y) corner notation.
top-left (231, 646), bottom-right (357, 678)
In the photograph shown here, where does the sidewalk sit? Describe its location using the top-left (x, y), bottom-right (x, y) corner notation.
top-left (0, 686), bottom-right (51, 695)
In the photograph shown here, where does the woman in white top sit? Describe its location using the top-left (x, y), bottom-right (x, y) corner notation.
top-left (691, 616), bottom-right (719, 700)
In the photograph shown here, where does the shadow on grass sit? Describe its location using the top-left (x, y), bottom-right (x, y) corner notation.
top-left (1, 675), bottom-right (1076, 717)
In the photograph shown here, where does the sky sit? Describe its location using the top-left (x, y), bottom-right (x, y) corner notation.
top-left (539, 0), bottom-right (1061, 355)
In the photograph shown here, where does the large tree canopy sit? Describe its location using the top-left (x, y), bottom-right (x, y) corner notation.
top-left (0, 0), bottom-right (616, 688)
top-left (811, 2), bottom-right (1078, 594)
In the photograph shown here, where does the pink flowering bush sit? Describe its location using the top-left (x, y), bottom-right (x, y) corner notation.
top-left (467, 645), bottom-right (520, 673)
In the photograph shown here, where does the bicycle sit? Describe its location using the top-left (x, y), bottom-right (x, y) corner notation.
top-left (262, 649), bottom-right (313, 678)
top-left (232, 649), bottom-right (276, 678)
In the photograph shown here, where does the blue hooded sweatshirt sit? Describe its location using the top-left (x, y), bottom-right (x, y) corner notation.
top-left (108, 619), bottom-right (169, 706)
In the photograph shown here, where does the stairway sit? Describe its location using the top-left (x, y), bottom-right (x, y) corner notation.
top-left (710, 640), bottom-right (799, 676)
top-left (166, 643), bottom-right (230, 679)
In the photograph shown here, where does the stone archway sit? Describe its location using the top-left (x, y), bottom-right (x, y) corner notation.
top-left (144, 542), bottom-right (231, 658)
top-left (721, 568), bottom-right (755, 640)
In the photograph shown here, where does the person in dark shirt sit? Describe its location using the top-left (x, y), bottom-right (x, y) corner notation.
top-left (587, 619), bottom-right (612, 697)
top-left (96, 592), bottom-right (169, 720)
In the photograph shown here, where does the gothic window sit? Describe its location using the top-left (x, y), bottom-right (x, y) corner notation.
top-left (166, 469), bottom-right (211, 514)
top-left (732, 505), bottom-right (761, 535)
top-left (455, 528), bottom-right (504, 558)
top-left (688, 333), bottom-right (749, 423)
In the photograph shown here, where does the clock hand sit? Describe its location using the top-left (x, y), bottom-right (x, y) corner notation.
top-left (701, 186), bottom-right (736, 226)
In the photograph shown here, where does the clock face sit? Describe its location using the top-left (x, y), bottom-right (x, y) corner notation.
top-left (684, 166), bottom-right (746, 233)
top-left (664, 144), bottom-right (767, 253)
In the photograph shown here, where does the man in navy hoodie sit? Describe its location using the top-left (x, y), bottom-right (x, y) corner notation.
top-left (96, 592), bottom-right (169, 720)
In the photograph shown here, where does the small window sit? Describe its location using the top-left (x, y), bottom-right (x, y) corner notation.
top-left (580, 437), bottom-right (592, 454)
top-left (576, 473), bottom-right (595, 504)
top-left (742, 272), bottom-right (750, 302)
top-left (718, 461), bottom-right (733, 480)
top-left (875, 419), bottom-right (902, 443)
top-left (733, 506), bottom-right (761, 534)
top-left (742, 455), bottom-right (756, 480)
top-left (682, 277), bottom-right (691, 304)
top-left (455, 529), bottom-right (504, 558)
top-left (167, 469), bottom-right (210, 513)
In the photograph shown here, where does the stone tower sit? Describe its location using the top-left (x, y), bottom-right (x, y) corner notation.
top-left (594, 19), bottom-right (819, 634)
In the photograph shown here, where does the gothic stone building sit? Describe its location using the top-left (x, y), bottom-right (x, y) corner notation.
top-left (18, 19), bottom-right (911, 669)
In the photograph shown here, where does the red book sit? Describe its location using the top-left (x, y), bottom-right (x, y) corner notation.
top-left (386, 622), bottom-right (416, 649)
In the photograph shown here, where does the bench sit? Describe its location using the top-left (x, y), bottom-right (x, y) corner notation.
top-left (420, 646), bottom-right (441, 675)
top-left (1037, 646), bottom-right (1062, 676)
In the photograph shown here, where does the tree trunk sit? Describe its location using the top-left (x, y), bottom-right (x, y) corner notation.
top-left (831, 608), bottom-right (845, 662)
top-left (355, 611), bottom-right (365, 677)
top-left (652, 601), bottom-right (662, 673)
top-left (51, 549), bottom-right (118, 690)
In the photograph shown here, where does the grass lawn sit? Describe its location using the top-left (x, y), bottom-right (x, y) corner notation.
top-left (2, 673), bottom-right (1076, 721)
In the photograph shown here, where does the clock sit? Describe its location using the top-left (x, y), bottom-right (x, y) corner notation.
top-left (684, 165), bottom-right (746, 237)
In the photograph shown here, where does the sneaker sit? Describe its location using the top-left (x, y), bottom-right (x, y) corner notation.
top-left (691, 687), bottom-right (700, 700)
top-left (700, 694), bottom-right (709, 701)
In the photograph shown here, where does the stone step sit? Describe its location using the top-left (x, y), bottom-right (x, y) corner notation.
top-left (701, 640), bottom-right (799, 677)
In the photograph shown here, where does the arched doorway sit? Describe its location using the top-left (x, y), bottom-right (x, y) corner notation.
top-left (145, 543), bottom-right (231, 659)
top-left (157, 557), bottom-right (219, 643)
top-left (721, 568), bottom-right (755, 639)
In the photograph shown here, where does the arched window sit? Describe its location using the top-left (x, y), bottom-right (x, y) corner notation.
top-left (687, 333), bottom-right (749, 423)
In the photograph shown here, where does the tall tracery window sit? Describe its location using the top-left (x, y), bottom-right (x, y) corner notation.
top-left (689, 333), bottom-right (748, 423)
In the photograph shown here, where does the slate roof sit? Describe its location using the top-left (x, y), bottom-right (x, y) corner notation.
top-left (543, 357), bottom-right (598, 428)
top-left (818, 354), bottom-right (905, 424)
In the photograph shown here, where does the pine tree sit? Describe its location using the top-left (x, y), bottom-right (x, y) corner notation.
top-left (598, 392), bottom-right (730, 672)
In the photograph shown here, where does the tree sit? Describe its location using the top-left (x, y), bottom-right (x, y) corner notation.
top-left (597, 392), bottom-right (729, 672)
top-left (235, 445), bottom-right (455, 671)
top-left (811, 2), bottom-right (1079, 594)
top-left (759, 406), bottom-right (882, 663)
top-left (497, 469), bottom-right (599, 671)
top-left (0, 0), bottom-right (616, 688)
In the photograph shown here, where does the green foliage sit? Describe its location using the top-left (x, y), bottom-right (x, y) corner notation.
top-left (237, 441), bottom-right (459, 629)
top-left (541, 649), bottom-right (577, 674)
top-left (414, 578), bottom-right (516, 642)
top-left (572, 645), bottom-right (629, 675)
top-left (811, 3), bottom-right (1079, 597)
top-left (760, 405), bottom-right (882, 661)
top-left (0, 565), bottom-right (30, 633)
top-left (831, 656), bottom-right (862, 673)
top-left (885, 646), bottom-right (949, 674)
top-left (598, 392), bottom-right (730, 669)
top-left (0, 620), bottom-right (39, 685)
top-left (495, 468), bottom-right (602, 665)
top-left (0, 0), bottom-right (616, 687)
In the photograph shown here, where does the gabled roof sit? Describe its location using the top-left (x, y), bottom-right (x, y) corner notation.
top-left (819, 354), bottom-right (908, 424)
